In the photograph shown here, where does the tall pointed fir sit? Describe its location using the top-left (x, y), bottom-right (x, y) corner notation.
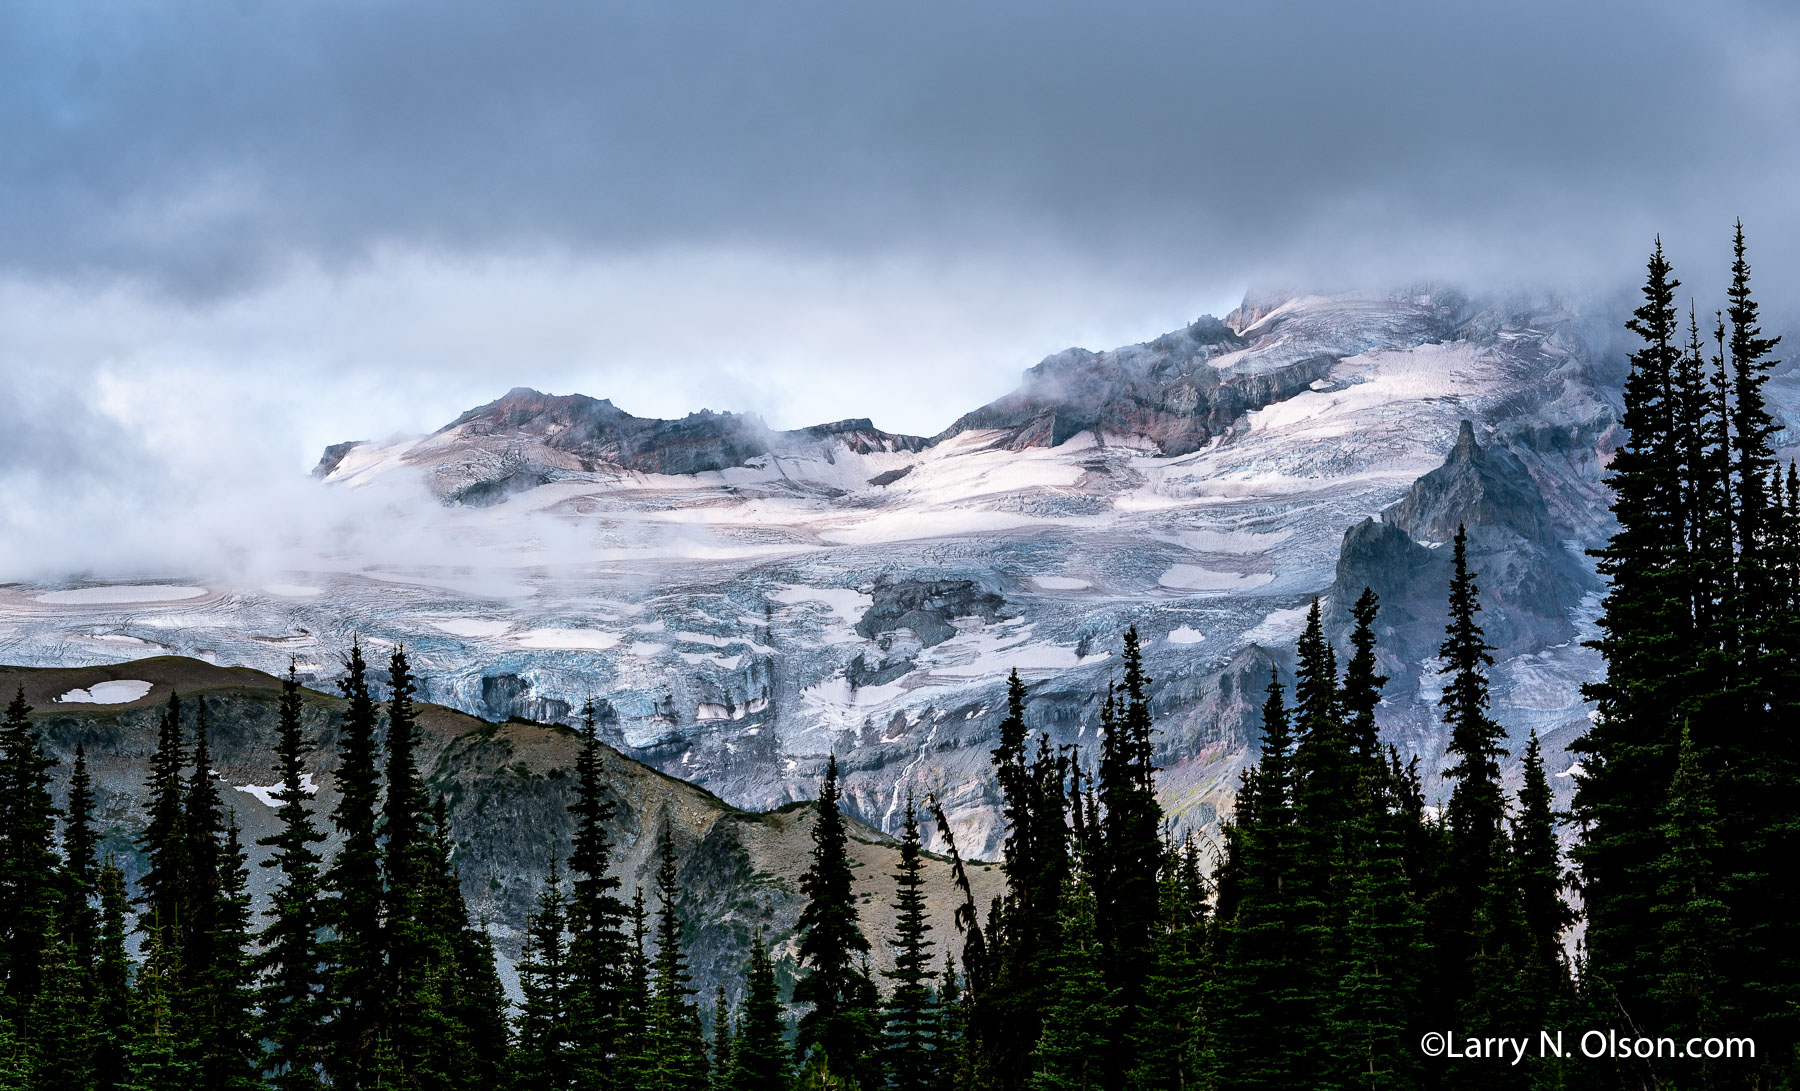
top-left (517, 856), bottom-right (576, 1090)
top-left (202, 817), bottom-right (262, 1090)
top-left (567, 699), bottom-right (628, 1084)
top-left (95, 862), bottom-right (133, 1091)
top-left (321, 642), bottom-right (386, 1086)
top-left (0, 687), bottom-right (59, 1003)
top-left (179, 698), bottom-right (254, 1086)
top-left (1718, 223), bottom-right (1798, 1052)
top-left (640, 829), bottom-right (708, 1091)
top-left (124, 930), bottom-right (195, 1091)
top-left (1327, 759), bottom-right (1427, 1091)
top-left (982, 670), bottom-right (1067, 1089)
top-left (1025, 874), bottom-right (1112, 1091)
top-left (1650, 725), bottom-right (1727, 1084)
top-left (882, 796), bottom-right (938, 1091)
top-left (1209, 669), bottom-right (1314, 1090)
top-left (619, 889), bottom-right (652, 1072)
top-left (426, 795), bottom-right (512, 1091)
top-left (1437, 525), bottom-right (1506, 980)
top-left (1093, 625), bottom-right (1163, 1082)
top-left (1572, 240), bottom-right (1694, 1023)
top-left (61, 743), bottom-right (99, 969)
top-left (257, 663), bottom-right (328, 1090)
top-left (136, 692), bottom-right (187, 971)
top-left (379, 644), bottom-right (441, 1085)
top-left (1511, 731), bottom-right (1571, 1013)
top-left (1341, 588), bottom-right (1390, 769)
top-left (792, 755), bottom-right (879, 1088)
top-left (1125, 839), bottom-right (1208, 1091)
top-left (28, 921), bottom-right (96, 1091)
top-left (1288, 600), bottom-right (1354, 1034)
top-left (728, 935), bottom-right (788, 1091)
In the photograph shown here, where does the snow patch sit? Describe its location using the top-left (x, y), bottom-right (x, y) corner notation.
top-left (37, 585), bottom-right (207, 605)
top-left (263, 583), bottom-right (324, 598)
top-left (1032, 576), bottom-right (1091, 590)
top-left (1166, 626), bottom-right (1206, 645)
top-left (513, 628), bottom-right (620, 651)
top-left (57, 680), bottom-right (153, 704)
top-left (1243, 605), bottom-right (1312, 644)
top-left (432, 619), bottom-right (514, 639)
top-left (234, 773), bottom-right (319, 808)
top-left (1157, 566), bottom-right (1274, 592)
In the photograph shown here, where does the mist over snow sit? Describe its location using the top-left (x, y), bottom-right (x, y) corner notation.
top-left (0, 0), bottom-right (1796, 583)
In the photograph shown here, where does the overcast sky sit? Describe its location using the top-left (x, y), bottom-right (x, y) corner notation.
top-left (1, 0), bottom-right (1797, 578)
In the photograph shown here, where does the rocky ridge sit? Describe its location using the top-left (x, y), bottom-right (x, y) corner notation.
top-left (1, 656), bottom-right (999, 1003)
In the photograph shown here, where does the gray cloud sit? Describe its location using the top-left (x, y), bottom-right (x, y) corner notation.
top-left (2, 0), bottom-right (1797, 581)
top-left (3, 0), bottom-right (1796, 294)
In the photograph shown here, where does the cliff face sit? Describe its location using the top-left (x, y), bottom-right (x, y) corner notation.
top-left (1333, 419), bottom-right (1596, 664)
top-left (1, 656), bottom-right (998, 1004)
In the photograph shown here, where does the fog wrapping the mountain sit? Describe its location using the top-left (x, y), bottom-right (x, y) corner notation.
top-left (2, 0), bottom-right (1798, 581)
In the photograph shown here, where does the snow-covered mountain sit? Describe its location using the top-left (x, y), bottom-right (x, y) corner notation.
top-left (0, 289), bottom-right (1664, 857)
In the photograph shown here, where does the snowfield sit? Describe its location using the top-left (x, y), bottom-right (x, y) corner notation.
top-left (56, 679), bottom-right (155, 704)
top-left (3, 291), bottom-right (1712, 855)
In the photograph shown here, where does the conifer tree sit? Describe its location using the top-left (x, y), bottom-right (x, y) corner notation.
top-left (1025, 873), bottom-right (1112, 1091)
top-left (566, 699), bottom-right (628, 1082)
top-left (380, 645), bottom-right (438, 1080)
top-left (727, 935), bottom-right (788, 1091)
top-left (28, 924), bottom-right (96, 1091)
top-left (793, 755), bottom-right (878, 1088)
top-left (1438, 524), bottom-right (1506, 985)
top-left (198, 818), bottom-right (262, 1090)
top-left (1342, 588), bottom-right (1390, 769)
top-left (1208, 670), bottom-right (1316, 1090)
top-left (123, 932), bottom-right (195, 1091)
top-left (1511, 731), bottom-right (1571, 1002)
top-left (178, 700), bottom-right (234, 1070)
top-left (619, 888), bottom-right (652, 1070)
top-left (1125, 840), bottom-right (1207, 1091)
top-left (61, 743), bottom-right (99, 968)
top-left (95, 862), bottom-right (133, 1091)
top-left (257, 663), bottom-right (327, 1090)
top-left (882, 796), bottom-right (938, 1091)
top-left (136, 693), bottom-right (187, 961)
top-left (321, 641), bottom-right (385, 1087)
top-left (0, 1016), bottom-right (28, 1090)
top-left (1, 687), bottom-right (60, 1003)
top-left (517, 856), bottom-right (576, 1089)
top-left (1327, 765), bottom-right (1426, 1091)
top-left (641, 829), bottom-right (708, 1091)
top-left (1651, 725), bottom-right (1727, 1066)
top-left (1573, 241), bottom-right (1694, 1020)
top-left (1092, 626), bottom-right (1164, 1083)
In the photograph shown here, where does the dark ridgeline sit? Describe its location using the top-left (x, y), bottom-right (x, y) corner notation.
top-left (0, 228), bottom-right (1792, 1091)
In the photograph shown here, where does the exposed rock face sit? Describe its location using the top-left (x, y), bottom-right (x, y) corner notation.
top-left (937, 317), bottom-right (1327, 454)
top-left (855, 577), bottom-right (1008, 647)
top-left (312, 440), bottom-right (365, 479)
top-left (1332, 419), bottom-right (1595, 670)
top-left (1, 656), bottom-right (999, 1004)
top-left (408, 388), bottom-right (931, 503)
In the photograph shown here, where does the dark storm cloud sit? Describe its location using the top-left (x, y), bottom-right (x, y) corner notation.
top-left (3, 0), bottom-right (1795, 294)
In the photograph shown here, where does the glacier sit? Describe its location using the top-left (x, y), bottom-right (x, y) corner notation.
top-left (6, 287), bottom-right (1755, 859)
